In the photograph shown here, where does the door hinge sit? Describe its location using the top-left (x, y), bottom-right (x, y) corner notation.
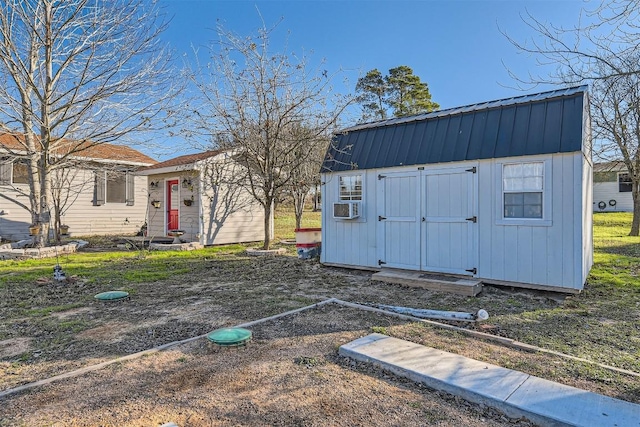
top-left (466, 166), bottom-right (477, 173)
top-left (465, 267), bottom-right (477, 275)
top-left (465, 216), bottom-right (477, 223)
top-left (378, 216), bottom-right (387, 221)
top-left (418, 166), bottom-right (424, 170)
top-left (378, 260), bottom-right (387, 266)
top-left (378, 174), bottom-right (386, 180)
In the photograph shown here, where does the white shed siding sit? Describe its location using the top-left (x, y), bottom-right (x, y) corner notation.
top-left (321, 171), bottom-right (378, 268)
top-left (322, 152), bottom-right (589, 291)
top-left (593, 181), bottom-right (633, 212)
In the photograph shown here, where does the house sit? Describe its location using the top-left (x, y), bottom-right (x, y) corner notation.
top-left (137, 150), bottom-right (266, 245)
top-left (320, 86), bottom-right (593, 293)
top-left (593, 161), bottom-right (634, 212)
top-left (0, 134), bottom-right (156, 240)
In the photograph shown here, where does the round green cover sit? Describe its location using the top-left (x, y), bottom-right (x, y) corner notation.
top-left (94, 290), bottom-right (129, 301)
top-left (207, 328), bottom-right (252, 346)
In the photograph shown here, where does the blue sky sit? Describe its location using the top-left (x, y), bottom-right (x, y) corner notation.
top-left (155, 0), bottom-right (589, 158)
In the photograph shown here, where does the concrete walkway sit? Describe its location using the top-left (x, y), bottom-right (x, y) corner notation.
top-left (339, 333), bottom-right (640, 427)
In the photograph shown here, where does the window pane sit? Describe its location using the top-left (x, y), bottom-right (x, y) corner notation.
top-left (504, 191), bottom-right (542, 219)
top-left (12, 161), bottom-right (29, 184)
top-left (503, 177), bottom-right (521, 191)
top-left (522, 177), bottom-right (543, 191)
top-left (504, 192), bottom-right (524, 205)
top-left (339, 175), bottom-right (362, 200)
top-left (619, 173), bottom-right (632, 193)
top-left (523, 204), bottom-right (542, 218)
top-left (504, 205), bottom-right (524, 218)
top-left (523, 192), bottom-right (542, 205)
top-left (503, 164), bottom-right (522, 179)
top-left (106, 172), bottom-right (126, 203)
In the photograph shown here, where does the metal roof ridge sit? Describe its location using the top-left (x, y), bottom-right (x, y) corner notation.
top-left (340, 85), bottom-right (588, 133)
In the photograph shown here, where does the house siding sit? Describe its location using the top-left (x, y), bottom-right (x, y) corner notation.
top-left (0, 170), bottom-right (148, 240)
top-left (593, 181), bottom-right (633, 212)
top-left (144, 158), bottom-right (265, 246)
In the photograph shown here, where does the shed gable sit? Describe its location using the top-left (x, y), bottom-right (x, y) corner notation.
top-left (323, 86), bottom-right (587, 172)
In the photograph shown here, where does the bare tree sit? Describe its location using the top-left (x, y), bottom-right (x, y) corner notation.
top-left (287, 127), bottom-right (329, 229)
top-left (49, 164), bottom-right (88, 242)
top-left (504, 0), bottom-right (640, 235)
top-left (0, 0), bottom-right (179, 246)
top-left (187, 21), bottom-right (352, 249)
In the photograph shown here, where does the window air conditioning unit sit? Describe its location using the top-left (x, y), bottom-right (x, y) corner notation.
top-left (333, 202), bottom-right (360, 219)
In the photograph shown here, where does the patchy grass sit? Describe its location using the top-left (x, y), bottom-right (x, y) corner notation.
top-left (274, 206), bottom-right (321, 241)
top-left (1, 209), bottom-right (640, 423)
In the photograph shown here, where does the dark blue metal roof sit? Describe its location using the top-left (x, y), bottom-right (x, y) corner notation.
top-left (322, 86), bottom-right (588, 172)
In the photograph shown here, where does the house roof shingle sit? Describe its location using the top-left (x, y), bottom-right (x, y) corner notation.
top-left (0, 133), bottom-right (157, 165)
top-left (139, 150), bottom-right (224, 171)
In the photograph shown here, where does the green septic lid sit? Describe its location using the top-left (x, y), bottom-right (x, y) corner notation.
top-left (94, 290), bottom-right (129, 301)
top-left (207, 328), bottom-right (252, 346)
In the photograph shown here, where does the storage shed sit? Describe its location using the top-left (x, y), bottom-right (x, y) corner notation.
top-left (321, 86), bottom-right (593, 293)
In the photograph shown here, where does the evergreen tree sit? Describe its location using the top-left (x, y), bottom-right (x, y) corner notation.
top-left (355, 66), bottom-right (438, 121)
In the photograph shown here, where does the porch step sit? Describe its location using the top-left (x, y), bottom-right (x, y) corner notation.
top-left (371, 269), bottom-right (482, 296)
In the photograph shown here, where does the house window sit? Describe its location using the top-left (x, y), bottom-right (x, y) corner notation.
top-left (503, 162), bottom-right (544, 219)
top-left (339, 175), bottom-right (362, 201)
top-left (106, 171), bottom-right (126, 203)
top-left (619, 173), bottom-right (632, 193)
top-left (94, 170), bottom-right (135, 206)
top-left (0, 158), bottom-right (29, 185)
top-left (12, 161), bottom-right (29, 184)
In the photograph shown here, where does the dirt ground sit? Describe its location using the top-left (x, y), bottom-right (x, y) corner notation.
top-left (0, 252), bottom-right (637, 426)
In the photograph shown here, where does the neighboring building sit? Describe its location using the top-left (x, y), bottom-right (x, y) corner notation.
top-left (320, 86), bottom-right (593, 293)
top-left (0, 134), bottom-right (156, 240)
top-left (137, 150), bottom-right (267, 245)
top-left (593, 161), bottom-right (633, 212)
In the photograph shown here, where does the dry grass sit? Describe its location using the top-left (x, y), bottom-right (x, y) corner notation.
top-left (0, 211), bottom-right (639, 426)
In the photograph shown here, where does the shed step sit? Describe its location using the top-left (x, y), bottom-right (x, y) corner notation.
top-left (372, 269), bottom-right (482, 296)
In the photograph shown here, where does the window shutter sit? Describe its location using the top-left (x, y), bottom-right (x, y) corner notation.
top-left (126, 172), bottom-right (135, 206)
top-left (0, 159), bottom-right (10, 185)
top-left (94, 171), bottom-right (105, 206)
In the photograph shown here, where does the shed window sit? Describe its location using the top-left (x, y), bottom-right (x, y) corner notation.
top-left (503, 162), bottom-right (543, 219)
top-left (618, 173), bottom-right (632, 193)
top-left (0, 159), bottom-right (29, 185)
top-left (339, 175), bottom-right (362, 201)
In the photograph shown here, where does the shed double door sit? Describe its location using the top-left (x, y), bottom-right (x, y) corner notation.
top-left (377, 166), bottom-right (478, 276)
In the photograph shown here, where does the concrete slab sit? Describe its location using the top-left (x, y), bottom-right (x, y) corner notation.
top-left (339, 334), bottom-right (640, 427)
top-left (371, 269), bottom-right (482, 296)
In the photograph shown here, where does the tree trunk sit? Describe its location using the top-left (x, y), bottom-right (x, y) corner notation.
top-left (292, 189), bottom-right (307, 230)
top-left (631, 183), bottom-right (640, 236)
top-left (263, 200), bottom-right (273, 250)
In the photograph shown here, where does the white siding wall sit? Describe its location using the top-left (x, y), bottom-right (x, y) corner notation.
top-left (321, 152), bottom-right (590, 291)
top-left (593, 181), bottom-right (633, 212)
top-left (199, 176), bottom-right (264, 246)
top-left (146, 167), bottom-right (265, 245)
top-left (321, 171), bottom-right (379, 268)
top-left (0, 169), bottom-right (147, 240)
top-left (145, 172), bottom-right (199, 240)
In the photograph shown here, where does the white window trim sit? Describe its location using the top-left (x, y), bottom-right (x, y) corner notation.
top-left (337, 172), bottom-right (365, 221)
top-left (495, 159), bottom-right (552, 227)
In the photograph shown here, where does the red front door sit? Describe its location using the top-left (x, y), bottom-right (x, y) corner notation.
top-left (167, 179), bottom-right (179, 231)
